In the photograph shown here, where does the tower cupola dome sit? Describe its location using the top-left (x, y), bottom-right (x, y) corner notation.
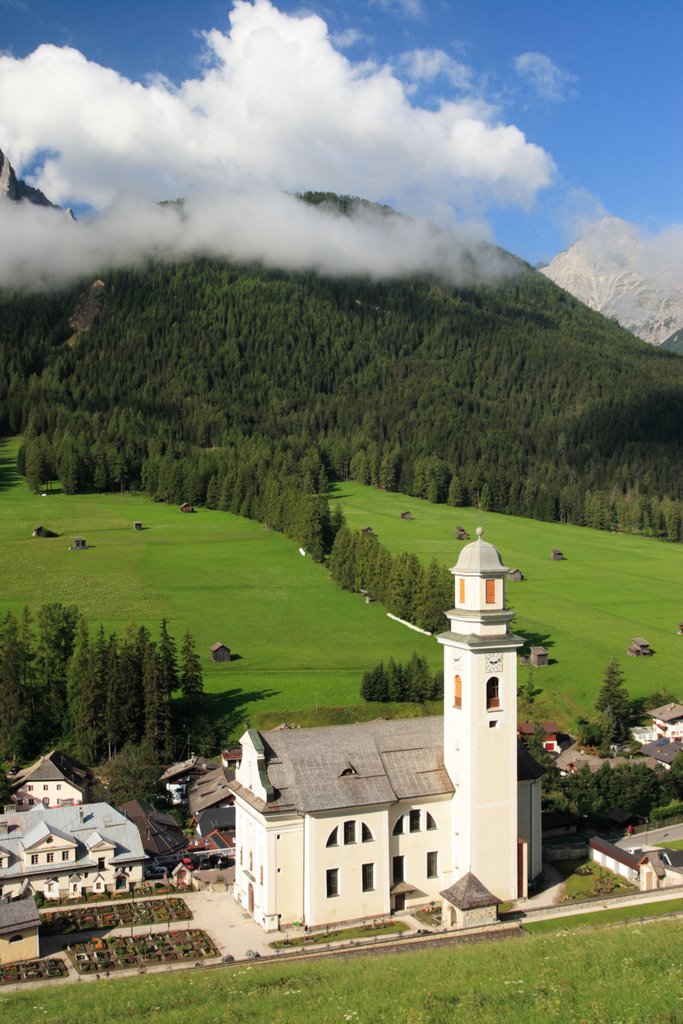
top-left (454, 527), bottom-right (508, 575)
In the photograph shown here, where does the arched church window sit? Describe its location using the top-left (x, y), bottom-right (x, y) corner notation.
top-left (454, 675), bottom-right (462, 709)
top-left (425, 812), bottom-right (437, 831)
top-left (392, 816), bottom-right (404, 836)
top-left (486, 676), bottom-right (500, 710)
top-left (326, 827), bottom-right (339, 847)
top-left (361, 823), bottom-right (374, 842)
top-left (9, 934), bottom-right (23, 943)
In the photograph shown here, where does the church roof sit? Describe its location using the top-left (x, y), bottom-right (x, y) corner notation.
top-left (440, 872), bottom-right (501, 909)
top-left (231, 718), bottom-right (544, 815)
top-left (235, 717), bottom-right (452, 814)
top-left (453, 528), bottom-right (507, 574)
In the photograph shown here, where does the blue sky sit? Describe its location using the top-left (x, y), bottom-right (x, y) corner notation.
top-left (0, 0), bottom-right (680, 265)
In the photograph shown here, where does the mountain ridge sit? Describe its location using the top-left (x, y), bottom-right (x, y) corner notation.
top-left (541, 217), bottom-right (683, 346)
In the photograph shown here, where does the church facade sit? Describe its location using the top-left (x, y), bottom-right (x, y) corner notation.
top-left (230, 529), bottom-right (543, 931)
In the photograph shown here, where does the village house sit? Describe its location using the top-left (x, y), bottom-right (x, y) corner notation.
top-left (637, 737), bottom-right (683, 769)
top-left (210, 642), bottom-right (231, 663)
top-left (0, 803), bottom-right (146, 901)
top-left (188, 765), bottom-right (235, 826)
top-left (649, 703), bottom-right (683, 739)
top-left (8, 750), bottom-right (94, 812)
top-left (517, 722), bottom-right (563, 754)
top-left (118, 799), bottom-right (188, 864)
top-left (230, 529), bottom-right (544, 932)
top-left (159, 755), bottom-right (215, 805)
top-left (0, 896), bottom-right (40, 965)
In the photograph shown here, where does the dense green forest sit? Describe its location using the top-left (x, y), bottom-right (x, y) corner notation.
top-left (2, 246), bottom-right (683, 536)
top-left (0, 604), bottom-right (209, 766)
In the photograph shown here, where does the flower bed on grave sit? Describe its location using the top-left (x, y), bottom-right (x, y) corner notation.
top-left (0, 958), bottom-right (68, 985)
top-left (65, 929), bottom-right (218, 973)
top-left (40, 897), bottom-right (192, 936)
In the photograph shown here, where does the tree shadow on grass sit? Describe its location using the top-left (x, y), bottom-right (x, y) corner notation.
top-left (0, 438), bottom-right (19, 493)
top-left (203, 687), bottom-right (280, 729)
top-left (516, 630), bottom-right (558, 664)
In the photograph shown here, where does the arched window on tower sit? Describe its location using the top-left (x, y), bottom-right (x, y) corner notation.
top-left (486, 676), bottom-right (500, 710)
top-left (454, 675), bottom-right (462, 709)
top-left (326, 827), bottom-right (339, 847)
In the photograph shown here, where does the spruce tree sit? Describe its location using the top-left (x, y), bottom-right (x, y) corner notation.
top-left (595, 658), bottom-right (633, 744)
top-left (180, 629), bottom-right (204, 722)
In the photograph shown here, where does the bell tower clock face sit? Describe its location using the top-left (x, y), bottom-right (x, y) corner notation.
top-left (485, 652), bottom-right (503, 672)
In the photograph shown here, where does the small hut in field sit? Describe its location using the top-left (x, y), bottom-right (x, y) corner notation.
top-left (530, 646), bottom-right (549, 667)
top-left (627, 637), bottom-right (652, 657)
top-left (550, 549), bottom-right (564, 561)
top-left (210, 642), bottom-right (231, 664)
top-left (133, 521), bottom-right (143, 531)
top-left (507, 568), bottom-right (525, 582)
top-left (70, 537), bottom-right (87, 551)
top-left (400, 511), bottom-right (413, 521)
top-left (455, 526), bottom-right (469, 541)
top-left (180, 502), bottom-right (194, 513)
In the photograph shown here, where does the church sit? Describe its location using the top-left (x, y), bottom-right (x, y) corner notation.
top-left (230, 528), bottom-right (544, 932)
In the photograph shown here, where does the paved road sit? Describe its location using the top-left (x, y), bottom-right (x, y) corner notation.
top-left (615, 822), bottom-right (683, 851)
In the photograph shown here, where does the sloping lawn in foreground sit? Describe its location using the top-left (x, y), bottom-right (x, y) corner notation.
top-left (522, 896), bottom-right (683, 934)
top-left (3, 919), bottom-right (683, 1024)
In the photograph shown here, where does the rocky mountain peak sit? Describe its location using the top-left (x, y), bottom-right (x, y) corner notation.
top-left (0, 148), bottom-right (57, 208)
top-left (541, 217), bottom-right (683, 346)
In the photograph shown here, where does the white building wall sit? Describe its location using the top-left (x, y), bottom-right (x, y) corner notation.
top-left (14, 780), bottom-right (84, 811)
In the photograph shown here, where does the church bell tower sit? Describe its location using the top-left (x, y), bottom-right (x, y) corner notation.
top-left (438, 527), bottom-right (524, 901)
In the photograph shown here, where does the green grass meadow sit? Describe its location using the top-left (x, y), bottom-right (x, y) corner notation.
top-left (3, 920), bottom-right (683, 1024)
top-left (0, 439), bottom-right (439, 728)
top-left (331, 481), bottom-right (683, 723)
top-left (2, 434), bottom-right (683, 727)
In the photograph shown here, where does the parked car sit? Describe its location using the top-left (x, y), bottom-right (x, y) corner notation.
top-left (144, 865), bottom-right (167, 880)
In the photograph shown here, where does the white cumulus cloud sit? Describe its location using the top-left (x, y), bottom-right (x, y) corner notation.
top-left (0, 0), bottom-right (555, 218)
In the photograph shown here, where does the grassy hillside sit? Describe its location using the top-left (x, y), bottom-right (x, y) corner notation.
top-left (3, 435), bottom-right (682, 728)
top-left (0, 437), bottom-right (438, 729)
top-left (332, 480), bottom-right (683, 723)
top-left (3, 919), bottom-right (683, 1024)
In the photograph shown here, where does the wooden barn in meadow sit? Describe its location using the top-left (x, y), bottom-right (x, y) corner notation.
top-left (507, 568), bottom-right (525, 582)
top-left (627, 637), bottom-right (652, 657)
top-left (70, 537), bottom-right (87, 551)
top-left (180, 502), bottom-right (194, 513)
top-left (400, 511), bottom-right (413, 521)
top-left (550, 549), bottom-right (564, 561)
top-left (455, 526), bottom-right (469, 541)
top-left (530, 646), bottom-right (549, 667)
top-left (361, 526), bottom-right (374, 536)
top-left (211, 642), bottom-right (231, 663)
top-left (133, 521), bottom-right (143, 531)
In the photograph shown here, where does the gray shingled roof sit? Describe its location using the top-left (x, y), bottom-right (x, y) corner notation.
top-left (441, 872), bottom-right (500, 909)
top-left (0, 895), bottom-right (40, 934)
top-left (232, 718), bottom-right (543, 815)
top-left (12, 750), bottom-right (92, 789)
top-left (649, 703), bottom-right (683, 722)
top-left (255, 717), bottom-right (453, 814)
top-left (0, 803), bottom-right (146, 881)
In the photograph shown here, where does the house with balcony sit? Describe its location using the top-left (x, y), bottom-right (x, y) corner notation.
top-left (8, 751), bottom-right (94, 812)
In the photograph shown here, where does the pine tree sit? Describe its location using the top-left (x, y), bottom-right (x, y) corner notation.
top-left (595, 658), bottom-right (633, 744)
top-left (158, 619), bottom-right (179, 697)
top-left (0, 612), bottom-right (30, 760)
top-left (360, 663), bottom-right (389, 702)
top-left (180, 629), bottom-right (204, 722)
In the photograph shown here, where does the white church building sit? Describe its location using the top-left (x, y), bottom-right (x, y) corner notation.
top-left (230, 529), bottom-right (544, 932)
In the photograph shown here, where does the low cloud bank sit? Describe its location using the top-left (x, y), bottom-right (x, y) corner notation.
top-left (0, 188), bottom-right (519, 291)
